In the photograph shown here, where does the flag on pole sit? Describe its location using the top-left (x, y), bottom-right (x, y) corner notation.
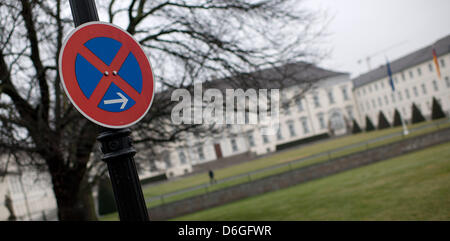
top-left (386, 57), bottom-right (395, 91)
top-left (432, 48), bottom-right (441, 79)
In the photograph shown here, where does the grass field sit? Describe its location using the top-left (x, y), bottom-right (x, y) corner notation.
top-left (174, 141), bottom-right (450, 220)
top-left (142, 120), bottom-right (450, 202)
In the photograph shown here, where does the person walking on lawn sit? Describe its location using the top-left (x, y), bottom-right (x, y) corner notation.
top-left (208, 170), bottom-right (216, 184)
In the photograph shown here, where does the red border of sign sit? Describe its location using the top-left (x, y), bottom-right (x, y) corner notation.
top-left (59, 22), bottom-right (155, 128)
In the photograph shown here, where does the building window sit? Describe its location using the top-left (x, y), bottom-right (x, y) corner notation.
top-left (380, 81), bottom-right (385, 89)
top-left (421, 83), bottom-right (427, 95)
top-left (372, 99), bottom-right (376, 108)
top-left (230, 138), bottom-right (238, 152)
top-left (362, 88), bottom-right (366, 94)
top-left (401, 72), bottom-right (405, 81)
top-left (366, 101), bottom-right (370, 110)
top-left (277, 126), bottom-right (283, 140)
top-left (374, 83), bottom-right (378, 91)
top-left (262, 134), bottom-right (269, 144)
top-left (178, 150), bottom-right (187, 164)
top-left (9, 177), bottom-right (20, 194)
top-left (405, 89), bottom-right (410, 99)
top-left (198, 146), bottom-right (205, 160)
top-left (384, 95), bottom-right (389, 105)
top-left (428, 63), bottom-right (433, 72)
top-left (391, 93), bottom-right (396, 103)
top-left (378, 97), bottom-right (382, 107)
top-left (417, 67), bottom-right (422, 76)
top-left (318, 114), bottom-right (326, 129)
top-left (398, 91), bottom-right (403, 101)
top-left (313, 94), bottom-right (320, 108)
top-left (432, 80), bottom-right (438, 91)
top-left (287, 121), bottom-right (296, 137)
top-left (341, 87), bottom-right (349, 101)
top-left (282, 102), bottom-right (291, 115)
top-left (440, 58), bottom-right (446, 67)
top-left (413, 86), bottom-right (419, 97)
top-left (247, 133), bottom-right (255, 147)
top-left (300, 117), bottom-right (310, 134)
top-left (409, 70), bottom-right (414, 79)
top-left (327, 90), bottom-right (335, 104)
top-left (446, 76), bottom-right (450, 88)
top-left (164, 153), bottom-right (172, 168)
top-left (368, 85), bottom-right (373, 92)
top-left (296, 98), bottom-right (304, 112)
top-left (345, 106), bottom-right (354, 120)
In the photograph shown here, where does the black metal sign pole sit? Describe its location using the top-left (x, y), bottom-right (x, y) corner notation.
top-left (69, 0), bottom-right (149, 221)
top-left (96, 128), bottom-right (149, 221)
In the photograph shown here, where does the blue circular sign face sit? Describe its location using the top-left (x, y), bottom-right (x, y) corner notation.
top-left (75, 36), bottom-right (142, 112)
top-left (59, 22), bottom-right (155, 128)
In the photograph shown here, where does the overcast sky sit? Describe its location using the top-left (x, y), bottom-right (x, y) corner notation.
top-left (304, 0), bottom-right (450, 78)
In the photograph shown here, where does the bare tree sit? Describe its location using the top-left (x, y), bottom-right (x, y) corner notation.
top-left (0, 0), bottom-right (326, 220)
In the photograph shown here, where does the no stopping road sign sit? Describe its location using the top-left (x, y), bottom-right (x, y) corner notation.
top-left (59, 22), bottom-right (155, 128)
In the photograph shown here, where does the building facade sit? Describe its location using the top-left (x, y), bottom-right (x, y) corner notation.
top-left (353, 35), bottom-right (450, 126)
top-left (140, 63), bottom-right (358, 178)
top-left (0, 164), bottom-right (58, 221)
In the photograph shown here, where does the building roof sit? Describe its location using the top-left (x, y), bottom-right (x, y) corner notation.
top-left (154, 61), bottom-right (348, 101)
top-left (203, 61), bottom-right (348, 90)
top-left (352, 34), bottom-right (450, 88)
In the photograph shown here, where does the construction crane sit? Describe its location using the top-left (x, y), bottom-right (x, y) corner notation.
top-left (357, 41), bottom-right (408, 72)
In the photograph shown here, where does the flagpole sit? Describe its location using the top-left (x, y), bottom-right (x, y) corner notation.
top-left (385, 55), bottom-right (409, 136)
top-left (400, 112), bottom-right (409, 136)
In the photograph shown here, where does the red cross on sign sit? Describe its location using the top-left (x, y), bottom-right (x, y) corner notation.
top-left (59, 22), bottom-right (155, 128)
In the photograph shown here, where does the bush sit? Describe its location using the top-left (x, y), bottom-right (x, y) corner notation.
top-left (392, 109), bottom-right (403, 127)
top-left (377, 111), bottom-right (391, 129)
top-left (352, 119), bottom-right (362, 134)
top-left (97, 177), bottom-right (117, 216)
top-left (431, 97), bottom-right (446, 120)
top-left (411, 102), bottom-right (426, 124)
top-left (365, 116), bottom-right (376, 132)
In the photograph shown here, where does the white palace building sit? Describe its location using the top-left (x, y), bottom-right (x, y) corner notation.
top-left (143, 62), bottom-right (359, 178)
top-left (353, 35), bottom-right (450, 126)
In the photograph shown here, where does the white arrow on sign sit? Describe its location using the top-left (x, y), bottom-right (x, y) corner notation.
top-left (103, 92), bottom-right (128, 109)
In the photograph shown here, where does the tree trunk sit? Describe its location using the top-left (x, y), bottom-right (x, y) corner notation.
top-left (78, 175), bottom-right (98, 220)
top-left (43, 122), bottom-right (98, 220)
top-left (52, 178), bottom-right (97, 220)
top-left (48, 155), bottom-right (97, 221)
top-left (54, 187), bottom-right (86, 220)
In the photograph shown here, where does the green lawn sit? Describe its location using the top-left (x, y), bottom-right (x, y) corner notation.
top-left (142, 120), bottom-right (450, 200)
top-left (175, 141), bottom-right (450, 220)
